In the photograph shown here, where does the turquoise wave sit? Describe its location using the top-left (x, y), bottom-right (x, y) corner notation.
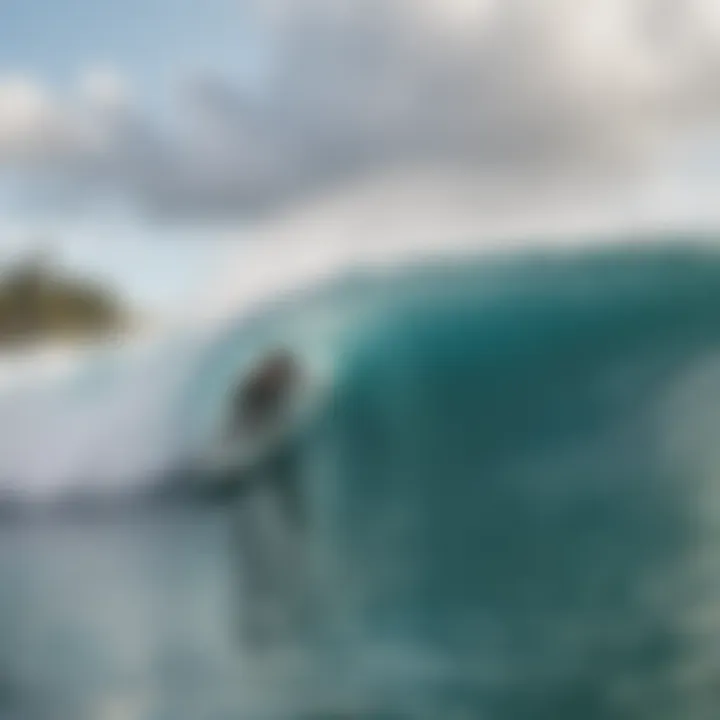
top-left (5, 239), bottom-right (720, 716)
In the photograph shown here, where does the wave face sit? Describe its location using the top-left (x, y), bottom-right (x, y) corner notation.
top-left (301, 243), bottom-right (720, 717)
top-left (6, 239), bottom-right (720, 716)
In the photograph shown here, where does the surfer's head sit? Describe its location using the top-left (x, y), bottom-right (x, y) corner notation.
top-left (231, 348), bottom-right (301, 437)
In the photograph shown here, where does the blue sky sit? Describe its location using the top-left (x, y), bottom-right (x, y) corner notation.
top-left (0, 0), bottom-right (264, 100)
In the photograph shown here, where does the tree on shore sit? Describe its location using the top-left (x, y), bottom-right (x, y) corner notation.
top-left (0, 251), bottom-right (131, 347)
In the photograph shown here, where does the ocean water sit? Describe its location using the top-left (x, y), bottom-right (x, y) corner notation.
top-left (4, 240), bottom-right (720, 717)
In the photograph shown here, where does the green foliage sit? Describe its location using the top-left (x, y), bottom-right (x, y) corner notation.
top-left (0, 255), bottom-right (130, 347)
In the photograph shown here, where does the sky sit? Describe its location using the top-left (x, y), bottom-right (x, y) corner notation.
top-left (0, 0), bottom-right (262, 317)
top-left (2, 0), bottom-right (720, 319)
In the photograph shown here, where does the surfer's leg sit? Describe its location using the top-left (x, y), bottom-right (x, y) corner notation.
top-left (229, 471), bottom-right (299, 649)
top-left (265, 441), bottom-right (306, 528)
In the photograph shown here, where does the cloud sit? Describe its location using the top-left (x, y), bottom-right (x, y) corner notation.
top-left (78, 68), bottom-right (129, 112)
top-left (2, 0), bottom-right (720, 220)
top-left (0, 78), bottom-right (78, 164)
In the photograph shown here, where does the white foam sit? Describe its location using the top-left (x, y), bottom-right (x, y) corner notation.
top-left (0, 327), bottom-right (211, 500)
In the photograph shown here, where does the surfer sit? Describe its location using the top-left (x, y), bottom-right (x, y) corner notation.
top-left (229, 349), bottom-right (300, 438)
top-left (222, 348), bottom-right (309, 649)
top-left (222, 349), bottom-right (305, 520)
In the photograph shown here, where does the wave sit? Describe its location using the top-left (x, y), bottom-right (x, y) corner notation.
top-left (1, 236), bottom-right (720, 505)
top-left (7, 236), bottom-right (720, 716)
top-left (297, 239), bottom-right (720, 717)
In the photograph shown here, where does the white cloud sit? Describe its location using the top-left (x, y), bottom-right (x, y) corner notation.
top-left (79, 67), bottom-right (129, 112)
top-left (0, 77), bottom-right (70, 162)
top-left (1, 0), bottom-right (720, 220)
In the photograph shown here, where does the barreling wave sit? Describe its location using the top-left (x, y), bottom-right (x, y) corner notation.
top-left (2, 236), bottom-right (720, 506)
top-left (7, 235), bottom-right (720, 717)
